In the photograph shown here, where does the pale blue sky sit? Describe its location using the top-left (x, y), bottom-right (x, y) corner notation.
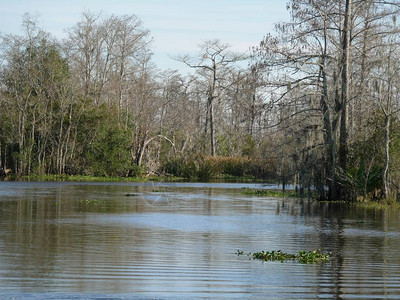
top-left (0, 0), bottom-right (289, 72)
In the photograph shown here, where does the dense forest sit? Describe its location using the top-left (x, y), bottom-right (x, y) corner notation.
top-left (1, 0), bottom-right (400, 202)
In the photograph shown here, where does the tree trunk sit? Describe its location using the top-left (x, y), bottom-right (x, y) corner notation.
top-left (382, 113), bottom-right (390, 198)
top-left (339, 0), bottom-right (352, 174)
top-left (18, 107), bottom-right (26, 176)
top-left (209, 94), bottom-right (215, 157)
top-left (320, 76), bottom-right (337, 201)
top-left (320, 15), bottom-right (337, 201)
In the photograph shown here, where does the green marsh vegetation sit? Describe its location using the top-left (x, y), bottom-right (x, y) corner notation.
top-left (243, 187), bottom-right (400, 210)
top-left (238, 250), bottom-right (331, 264)
top-left (241, 188), bottom-right (300, 198)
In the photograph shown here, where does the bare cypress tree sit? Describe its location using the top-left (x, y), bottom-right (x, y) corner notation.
top-left (177, 40), bottom-right (245, 156)
top-left (254, 0), bottom-right (400, 201)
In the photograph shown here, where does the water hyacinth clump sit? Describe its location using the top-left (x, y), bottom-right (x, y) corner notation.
top-left (244, 249), bottom-right (331, 264)
top-left (295, 250), bottom-right (331, 263)
top-left (252, 250), bottom-right (295, 262)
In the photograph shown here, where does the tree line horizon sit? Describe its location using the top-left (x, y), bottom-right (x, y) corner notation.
top-left (1, 0), bottom-right (400, 202)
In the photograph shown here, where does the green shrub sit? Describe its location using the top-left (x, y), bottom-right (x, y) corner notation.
top-left (129, 164), bottom-right (146, 177)
top-left (197, 157), bottom-right (217, 181)
top-left (76, 105), bottom-right (133, 177)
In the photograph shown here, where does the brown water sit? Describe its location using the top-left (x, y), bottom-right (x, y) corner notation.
top-left (0, 181), bottom-right (400, 299)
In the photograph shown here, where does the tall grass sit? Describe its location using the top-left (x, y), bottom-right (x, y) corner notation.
top-left (161, 155), bottom-right (217, 181)
top-left (161, 155), bottom-right (277, 181)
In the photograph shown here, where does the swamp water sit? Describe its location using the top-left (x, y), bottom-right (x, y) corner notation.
top-left (0, 181), bottom-right (400, 299)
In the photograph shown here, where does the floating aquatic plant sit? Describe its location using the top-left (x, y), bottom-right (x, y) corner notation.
top-left (152, 189), bottom-right (168, 193)
top-left (78, 199), bottom-right (101, 205)
top-left (238, 249), bottom-right (331, 264)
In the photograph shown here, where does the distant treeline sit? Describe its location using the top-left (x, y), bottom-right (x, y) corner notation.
top-left (2, 1), bottom-right (400, 202)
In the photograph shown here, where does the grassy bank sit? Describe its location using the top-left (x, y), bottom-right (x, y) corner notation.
top-left (18, 173), bottom-right (267, 183)
top-left (18, 174), bottom-right (185, 182)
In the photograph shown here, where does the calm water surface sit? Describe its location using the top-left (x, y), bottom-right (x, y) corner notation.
top-left (0, 181), bottom-right (400, 299)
